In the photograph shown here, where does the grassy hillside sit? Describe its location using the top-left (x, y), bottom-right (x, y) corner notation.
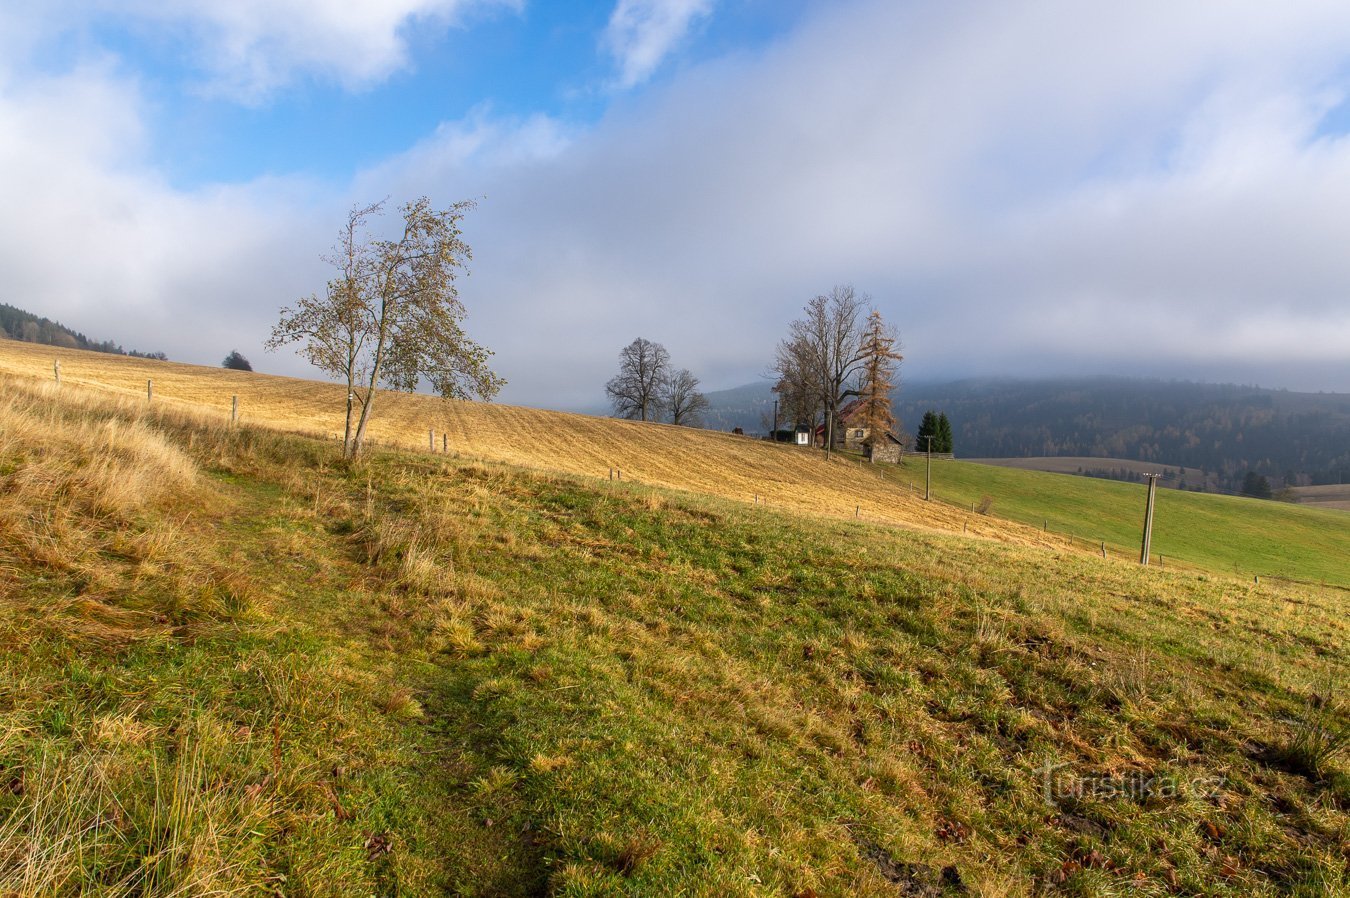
top-left (2, 375), bottom-right (1348, 896)
top-left (966, 456), bottom-right (1221, 492)
top-left (887, 457), bottom-right (1350, 587)
top-left (0, 339), bottom-right (1062, 550)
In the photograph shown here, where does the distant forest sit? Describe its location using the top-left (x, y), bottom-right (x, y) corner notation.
top-left (703, 377), bottom-right (1350, 492)
top-left (0, 303), bottom-right (166, 360)
top-left (894, 378), bottom-right (1350, 491)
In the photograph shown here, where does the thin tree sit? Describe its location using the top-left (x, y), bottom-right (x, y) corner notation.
top-left (267, 197), bottom-right (503, 459)
top-left (664, 367), bottom-right (709, 426)
top-left (855, 310), bottom-right (902, 458)
top-left (605, 337), bottom-right (670, 421)
top-left (769, 333), bottom-right (824, 436)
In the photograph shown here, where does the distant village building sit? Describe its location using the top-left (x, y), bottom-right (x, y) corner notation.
top-left (793, 424), bottom-right (812, 446)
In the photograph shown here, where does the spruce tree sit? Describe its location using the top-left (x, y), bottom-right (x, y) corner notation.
top-left (936, 412), bottom-right (954, 453)
top-left (916, 410), bottom-right (938, 450)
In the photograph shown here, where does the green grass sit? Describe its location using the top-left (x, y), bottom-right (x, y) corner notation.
top-left (888, 457), bottom-right (1350, 587)
top-left (2, 381), bottom-right (1348, 895)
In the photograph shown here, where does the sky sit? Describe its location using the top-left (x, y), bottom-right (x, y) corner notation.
top-left (3, 0), bottom-right (1350, 410)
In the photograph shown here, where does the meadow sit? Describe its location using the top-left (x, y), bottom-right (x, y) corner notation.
top-left (0, 345), bottom-right (1347, 895)
top-left (888, 457), bottom-right (1350, 587)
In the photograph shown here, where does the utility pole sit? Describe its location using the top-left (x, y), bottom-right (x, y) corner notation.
top-left (1139, 473), bottom-right (1160, 565)
top-left (772, 399), bottom-right (779, 441)
top-left (925, 435), bottom-right (933, 501)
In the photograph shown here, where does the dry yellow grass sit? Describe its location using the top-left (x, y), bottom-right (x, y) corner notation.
top-left (0, 339), bottom-right (1064, 549)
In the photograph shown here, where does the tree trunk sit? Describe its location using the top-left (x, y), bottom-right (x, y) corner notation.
top-left (350, 387), bottom-right (376, 458)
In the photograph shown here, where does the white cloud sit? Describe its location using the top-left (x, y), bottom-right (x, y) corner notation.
top-left (7, 0), bottom-right (1350, 408)
top-left (603, 0), bottom-right (715, 88)
top-left (16, 0), bottom-right (520, 101)
top-left (374, 0), bottom-right (1350, 403)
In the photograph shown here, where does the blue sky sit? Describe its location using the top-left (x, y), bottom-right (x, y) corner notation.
top-left (61, 0), bottom-right (805, 186)
top-left (3, 1), bottom-right (1350, 408)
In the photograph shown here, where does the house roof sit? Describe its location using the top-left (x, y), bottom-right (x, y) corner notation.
top-left (837, 398), bottom-right (866, 423)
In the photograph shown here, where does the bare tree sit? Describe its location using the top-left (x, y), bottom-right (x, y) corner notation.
top-left (664, 368), bottom-right (709, 426)
top-left (267, 197), bottom-right (504, 459)
top-left (856, 310), bottom-right (903, 454)
top-left (605, 337), bottom-right (670, 421)
top-left (775, 285), bottom-right (870, 455)
top-left (770, 333), bottom-right (824, 435)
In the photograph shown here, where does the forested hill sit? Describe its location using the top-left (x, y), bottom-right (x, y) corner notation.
top-left (702, 377), bottom-right (1350, 489)
top-left (0, 303), bottom-right (166, 359)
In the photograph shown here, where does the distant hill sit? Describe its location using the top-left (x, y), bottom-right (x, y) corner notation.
top-left (702, 376), bottom-right (1350, 491)
top-left (0, 303), bottom-right (166, 360)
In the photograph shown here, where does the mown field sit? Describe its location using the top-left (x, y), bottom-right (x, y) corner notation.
top-left (1289, 485), bottom-right (1350, 513)
top-left (887, 457), bottom-right (1350, 588)
top-left (0, 340), bottom-right (1055, 549)
top-left (1, 373), bottom-right (1347, 896)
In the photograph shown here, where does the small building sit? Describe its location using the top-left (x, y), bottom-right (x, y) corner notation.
top-left (793, 423), bottom-right (812, 446)
top-left (868, 433), bottom-right (904, 464)
top-left (814, 399), bottom-right (905, 463)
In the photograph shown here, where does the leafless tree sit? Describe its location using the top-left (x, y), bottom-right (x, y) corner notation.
top-left (770, 333), bottom-right (825, 434)
top-left (266, 197), bottom-right (504, 459)
top-left (664, 367), bottom-right (709, 426)
top-left (773, 285), bottom-right (870, 455)
top-left (856, 310), bottom-right (903, 452)
top-left (606, 337), bottom-right (670, 421)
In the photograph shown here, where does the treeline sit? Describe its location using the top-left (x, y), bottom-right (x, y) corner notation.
top-left (0, 303), bottom-right (167, 360)
top-left (896, 377), bottom-right (1350, 490)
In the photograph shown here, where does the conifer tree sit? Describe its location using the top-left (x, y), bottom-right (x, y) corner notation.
top-left (855, 310), bottom-right (902, 456)
top-left (936, 412), bottom-right (954, 453)
top-left (916, 410), bottom-right (939, 450)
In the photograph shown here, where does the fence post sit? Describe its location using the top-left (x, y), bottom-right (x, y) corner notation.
top-left (231, 395), bottom-right (238, 424)
top-left (53, 360), bottom-right (60, 385)
top-left (1101, 541), bottom-right (1107, 558)
top-left (854, 505), bottom-right (859, 518)
top-left (442, 433), bottom-right (448, 453)
top-left (147, 379), bottom-right (153, 402)
top-left (1139, 474), bottom-right (1160, 565)
top-left (429, 428), bottom-right (434, 451)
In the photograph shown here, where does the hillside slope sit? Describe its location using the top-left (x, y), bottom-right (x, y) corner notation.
top-left (887, 458), bottom-right (1350, 587)
top-left (0, 340), bottom-right (1054, 550)
top-left (2, 376), bottom-right (1347, 895)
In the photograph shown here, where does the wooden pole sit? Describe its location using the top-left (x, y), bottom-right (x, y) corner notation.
top-left (231, 395), bottom-right (238, 424)
top-left (1139, 473), bottom-right (1159, 565)
top-left (442, 433), bottom-right (447, 453)
top-left (1101, 541), bottom-right (1107, 558)
top-left (147, 379), bottom-right (153, 402)
top-left (925, 436), bottom-right (932, 501)
top-left (429, 429), bottom-right (434, 451)
top-left (53, 360), bottom-right (60, 385)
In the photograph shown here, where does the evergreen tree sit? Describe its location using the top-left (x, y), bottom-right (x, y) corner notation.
top-left (936, 412), bottom-right (954, 453)
top-left (1241, 470), bottom-right (1272, 499)
top-left (916, 410), bottom-right (939, 450)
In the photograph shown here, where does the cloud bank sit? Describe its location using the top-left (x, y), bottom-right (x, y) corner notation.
top-left (3, 0), bottom-right (1350, 410)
